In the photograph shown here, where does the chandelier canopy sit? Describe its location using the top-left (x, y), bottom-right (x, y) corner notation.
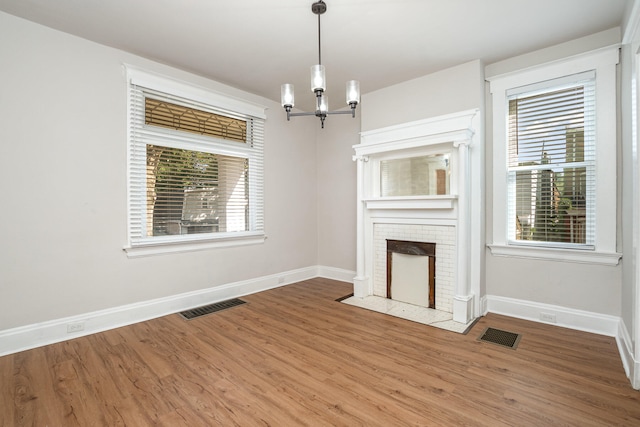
top-left (281, 0), bottom-right (360, 128)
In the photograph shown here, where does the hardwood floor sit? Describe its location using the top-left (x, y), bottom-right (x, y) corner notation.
top-left (2, 277), bottom-right (639, 426)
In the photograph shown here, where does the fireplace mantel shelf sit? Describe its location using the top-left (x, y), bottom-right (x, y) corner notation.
top-left (364, 195), bottom-right (457, 210)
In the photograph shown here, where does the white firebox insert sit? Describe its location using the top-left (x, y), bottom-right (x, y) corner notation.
top-left (353, 110), bottom-right (481, 324)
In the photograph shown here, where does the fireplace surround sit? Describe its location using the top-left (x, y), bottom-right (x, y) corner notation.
top-left (352, 110), bottom-right (482, 323)
top-left (375, 223), bottom-right (454, 314)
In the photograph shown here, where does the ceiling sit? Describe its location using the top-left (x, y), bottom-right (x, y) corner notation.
top-left (0, 0), bottom-right (634, 112)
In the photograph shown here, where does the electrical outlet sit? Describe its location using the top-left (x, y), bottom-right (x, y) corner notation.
top-left (67, 321), bottom-right (85, 333)
top-left (540, 312), bottom-right (557, 323)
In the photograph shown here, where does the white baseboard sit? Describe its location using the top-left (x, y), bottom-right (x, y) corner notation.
top-left (0, 265), bottom-right (342, 357)
top-left (481, 294), bottom-right (639, 390)
top-left (3, 276), bottom-right (637, 390)
top-left (617, 319), bottom-right (640, 389)
top-left (484, 295), bottom-right (620, 337)
top-left (317, 266), bottom-right (356, 283)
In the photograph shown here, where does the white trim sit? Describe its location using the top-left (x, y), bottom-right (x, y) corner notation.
top-left (353, 109), bottom-right (482, 325)
top-left (489, 47), bottom-right (619, 255)
top-left (125, 66), bottom-right (266, 253)
top-left (479, 294), bottom-right (489, 316)
top-left (488, 244), bottom-right (622, 266)
top-left (317, 266), bottom-right (356, 283)
top-left (0, 266), bottom-right (351, 357)
top-left (368, 216), bottom-right (457, 226)
top-left (623, 0), bottom-right (640, 44)
top-left (505, 70), bottom-right (596, 97)
top-left (484, 295), bottom-right (620, 337)
top-left (632, 30), bottom-right (640, 393)
top-left (124, 64), bottom-right (267, 119)
top-left (124, 233), bottom-right (266, 258)
top-left (453, 294), bottom-right (474, 323)
top-left (478, 294), bottom-right (633, 384)
top-left (364, 196), bottom-right (457, 210)
top-left (357, 109), bottom-right (477, 155)
top-left (486, 45), bottom-right (620, 83)
top-left (616, 320), bottom-right (640, 389)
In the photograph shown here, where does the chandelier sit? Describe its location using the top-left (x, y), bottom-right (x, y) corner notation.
top-left (281, 0), bottom-right (360, 128)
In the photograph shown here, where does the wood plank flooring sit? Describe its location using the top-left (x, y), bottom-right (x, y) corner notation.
top-left (2, 277), bottom-right (639, 426)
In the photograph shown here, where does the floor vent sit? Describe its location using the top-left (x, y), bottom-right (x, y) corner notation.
top-left (179, 298), bottom-right (246, 320)
top-left (478, 327), bottom-right (522, 349)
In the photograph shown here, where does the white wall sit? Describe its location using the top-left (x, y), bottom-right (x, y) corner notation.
top-left (0, 12), bottom-right (318, 331)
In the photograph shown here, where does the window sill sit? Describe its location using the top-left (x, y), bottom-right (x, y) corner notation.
top-left (124, 232), bottom-right (266, 258)
top-left (487, 244), bottom-right (621, 266)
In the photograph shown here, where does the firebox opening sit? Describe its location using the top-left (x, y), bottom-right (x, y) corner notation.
top-left (386, 239), bottom-right (436, 309)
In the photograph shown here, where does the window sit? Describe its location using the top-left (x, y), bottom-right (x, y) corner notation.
top-left (507, 73), bottom-right (595, 248)
top-left (125, 67), bottom-right (266, 255)
top-left (488, 48), bottom-right (620, 264)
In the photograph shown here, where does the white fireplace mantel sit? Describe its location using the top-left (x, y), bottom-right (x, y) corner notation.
top-left (354, 111), bottom-right (476, 156)
top-left (363, 195), bottom-right (457, 210)
top-left (353, 109), bottom-right (481, 324)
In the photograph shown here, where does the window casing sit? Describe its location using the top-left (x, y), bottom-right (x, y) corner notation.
top-left (488, 48), bottom-right (620, 264)
top-left (125, 67), bottom-right (266, 256)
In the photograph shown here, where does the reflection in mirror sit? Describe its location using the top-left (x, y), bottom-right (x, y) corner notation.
top-left (380, 154), bottom-right (450, 197)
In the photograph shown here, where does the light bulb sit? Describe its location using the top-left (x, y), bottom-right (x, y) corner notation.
top-left (346, 80), bottom-right (360, 104)
top-left (310, 65), bottom-right (326, 92)
top-left (318, 94), bottom-right (328, 113)
top-left (281, 84), bottom-right (295, 107)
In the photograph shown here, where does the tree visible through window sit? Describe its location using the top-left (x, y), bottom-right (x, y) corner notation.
top-left (126, 76), bottom-right (264, 250)
top-left (507, 78), bottom-right (595, 246)
top-left (143, 99), bottom-right (251, 237)
top-left (145, 145), bottom-right (248, 236)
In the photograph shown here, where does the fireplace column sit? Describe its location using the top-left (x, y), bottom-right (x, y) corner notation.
top-left (453, 138), bottom-right (474, 323)
top-left (353, 154), bottom-right (369, 298)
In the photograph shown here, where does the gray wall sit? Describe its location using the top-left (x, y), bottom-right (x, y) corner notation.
top-left (316, 117), bottom-right (359, 272)
top-left (361, 60), bottom-right (484, 131)
top-left (0, 12), bottom-right (319, 330)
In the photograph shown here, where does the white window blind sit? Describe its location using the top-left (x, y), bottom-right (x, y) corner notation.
top-left (506, 72), bottom-right (595, 248)
top-left (127, 83), bottom-right (264, 248)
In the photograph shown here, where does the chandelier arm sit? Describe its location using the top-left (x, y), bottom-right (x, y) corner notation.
top-left (289, 109), bottom-right (354, 117)
top-left (326, 110), bottom-right (356, 116)
top-left (287, 111), bottom-right (320, 118)
top-left (288, 107), bottom-right (357, 120)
